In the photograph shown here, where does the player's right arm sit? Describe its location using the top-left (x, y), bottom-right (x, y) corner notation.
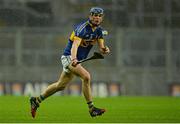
top-left (70, 21), bottom-right (88, 66)
top-left (71, 35), bottom-right (82, 66)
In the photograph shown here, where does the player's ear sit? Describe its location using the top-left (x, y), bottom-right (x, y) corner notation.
top-left (89, 15), bottom-right (92, 19)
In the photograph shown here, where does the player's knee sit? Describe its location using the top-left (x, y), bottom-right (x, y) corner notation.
top-left (82, 73), bottom-right (91, 83)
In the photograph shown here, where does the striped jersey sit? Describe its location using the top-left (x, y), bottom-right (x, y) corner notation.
top-left (63, 20), bottom-right (104, 61)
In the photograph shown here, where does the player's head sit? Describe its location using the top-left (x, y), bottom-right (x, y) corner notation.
top-left (89, 7), bottom-right (104, 27)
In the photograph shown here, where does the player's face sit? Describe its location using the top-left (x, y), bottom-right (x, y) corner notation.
top-left (89, 14), bottom-right (103, 26)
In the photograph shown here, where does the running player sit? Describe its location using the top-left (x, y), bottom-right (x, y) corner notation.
top-left (30, 7), bottom-right (110, 118)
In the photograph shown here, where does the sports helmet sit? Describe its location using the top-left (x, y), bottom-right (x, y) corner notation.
top-left (90, 7), bottom-right (104, 15)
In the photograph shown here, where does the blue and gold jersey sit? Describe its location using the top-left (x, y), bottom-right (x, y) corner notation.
top-left (63, 20), bottom-right (104, 61)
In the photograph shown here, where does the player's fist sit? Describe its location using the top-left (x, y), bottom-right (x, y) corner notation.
top-left (100, 46), bottom-right (110, 54)
top-left (71, 58), bottom-right (78, 67)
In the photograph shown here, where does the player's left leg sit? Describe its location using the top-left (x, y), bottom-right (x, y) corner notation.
top-left (69, 64), bottom-right (106, 117)
top-left (40, 71), bottom-right (74, 99)
top-left (30, 97), bottom-right (41, 118)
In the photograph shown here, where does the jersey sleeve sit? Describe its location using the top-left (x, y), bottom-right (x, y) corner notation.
top-left (74, 23), bottom-right (87, 38)
top-left (98, 28), bottom-right (108, 39)
top-left (69, 31), bottom-right (82, 42)
top-left (98, 28), bottom-right (104, 39)
top-left (69, 22), bottom-right (87, 42)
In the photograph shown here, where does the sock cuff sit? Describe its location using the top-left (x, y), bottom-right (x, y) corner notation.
top-left (87, 101), bottom-right (93, 104)
top-left (87, 101), bottom-right (94, 108)
top-left (39, 95), bottom-right (45, 101)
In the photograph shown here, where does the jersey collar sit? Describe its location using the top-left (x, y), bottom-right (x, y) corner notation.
top-left (87, 19), bottom-right (99, 31)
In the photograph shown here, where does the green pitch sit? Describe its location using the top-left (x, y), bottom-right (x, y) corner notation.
top-left (0, 96), bottom-right (180, 123)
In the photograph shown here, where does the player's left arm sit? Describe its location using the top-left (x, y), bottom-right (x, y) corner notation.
top-left (98, 38), bottom-right (110, 54)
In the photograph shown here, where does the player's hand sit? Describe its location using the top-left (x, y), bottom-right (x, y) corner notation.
top-left (100, 46), bottom-right (110, 54)
top-left (71, 58), bottom-right (78, 67)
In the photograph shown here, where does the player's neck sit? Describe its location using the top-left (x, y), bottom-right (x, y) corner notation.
top-left (88, 19), bottom-right (98, 31)
top-left (89, 22), bottom-right (97, 31)
top-left (91, 25), bottom-right (97, 32)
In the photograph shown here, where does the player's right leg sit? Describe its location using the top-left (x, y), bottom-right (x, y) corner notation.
top-left (30, 71), bottom-right (74, 118)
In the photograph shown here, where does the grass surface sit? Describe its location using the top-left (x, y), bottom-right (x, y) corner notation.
top-left (0, 96), bottom-right (180, 123)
